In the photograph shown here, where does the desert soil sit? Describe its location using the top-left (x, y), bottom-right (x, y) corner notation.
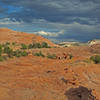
top-left (0, 28), bottom-right (100, 100)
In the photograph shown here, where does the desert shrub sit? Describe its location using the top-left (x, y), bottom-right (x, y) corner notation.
top-left (13, 50), bottom-right (28, 57)
top-left (12, 42), bottom-right (16, 46)
top-left (28, 42), bottom-right (50, 49)
top-left (0, 56), bottom-right (4, 61)
top-left (69, 54), bottom-right (73, 59)
top-left (21, 51), bottom-right (28, 56)
top-left (64, 46), bottom-right (68, 48)
top-left (0, 56), bottom-right (7, 61)
top-left (90, 55), bottom-right (100, 64)
top-left (41, 42), bottom-right (50, 48)
top-left (13, 50), bottom-right (22, 57)
top-left (4, 46), bottom-right (13, 57)
top-left (5, 42), bottom-right (10, 45)
top-left (83, 59), bottom-right (91, 64)
top-left (34, 43), bottom-right (41, 48)
top-left (21, 44), bottom-right (27, 49)
top-left (34, 51), bottom-right (45, 57)
top-left (0, 45), bottom-right (3, 56)
top-left (47, 53), bottom-right (56, 59)
top-left (2, 56), bottom-right (7, 60)
top-left (28, 44), bottom-right (33, 49)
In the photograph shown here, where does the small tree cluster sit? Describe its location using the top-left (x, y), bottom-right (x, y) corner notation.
top-left (4, 46), bottom-right (13, 58)
top-left (28, 42), bottom-right (51, 49)
top-left (21, 44), bottom-right (27, 49)
top-left (47, 53), bottom-right (56, 59)
top-left (13, 50), bottom-right (28, 57)
top-left (90, 55), bottom-right (100, 64)
top-left (0, 42), bottom-right (29, 62)
top-left (0, 45), bottom-right (2, 56)
top-left (34, 51), bottom-right (45, 57)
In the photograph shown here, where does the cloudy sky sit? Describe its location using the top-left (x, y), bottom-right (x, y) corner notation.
top-left (0, 0), bottom-right (100, 43)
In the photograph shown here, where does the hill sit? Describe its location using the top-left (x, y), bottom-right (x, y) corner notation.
top-left (0, 28), bottom-right (57, 47)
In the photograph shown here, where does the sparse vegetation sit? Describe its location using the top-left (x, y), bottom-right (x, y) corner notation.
top-left (0, 56), bottom-right (4, 61)
top-left (28, 42), bottom-right (50, 49)
top-left (4, 46), bottom-right (13, 58)
top-left (21, 44), bottom-right (27, 49)
top-left (21, 51), bottom-right (28, 56)
top-left (34, 51), bottom-right (45, 57)
top-left (0, 56), bottom-right (7, 62)
top-left (41, 42), bottom-right (50, 48)
top-left (69, 54), bottom-right (73, 59)
top-left (0, 42), bottom-right (30, 61)
top-left (28, 44), bottom-right (33, 49)
top-left (0, 45), bottom-right (2, 56)
top-left (34, 43), bottom-right (41, 48)
top-left (13, 50), bottom-right (28, 57)
top-left (47, 53), bottom-right (56, 59)
top-left (0, 41), bottom-right (51, 62)
top-left (83, 59), bottom-right (92, 64)
top-left (90, 55), bottom-right (100, 64)
top-left (5, 42), bottom-right (10, 46)
top-left (13, 50), bottom-right (22, 57)
top-left (12, 42), bottom-right (16, 46)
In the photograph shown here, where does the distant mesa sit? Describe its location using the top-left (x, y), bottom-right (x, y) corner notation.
top-left (58, 39), bottom-right (100, 47)
top-left (58, 41), bottom-right (86, 47)
top-left (88, 39), bottom-right (100, 45)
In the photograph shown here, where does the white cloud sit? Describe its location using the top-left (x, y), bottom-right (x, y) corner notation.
top-left (0, 18), bottom-right (23, 25)
top-left (34, 30), bottom-right (64, 37)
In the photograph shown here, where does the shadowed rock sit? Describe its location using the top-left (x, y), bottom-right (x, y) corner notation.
top-left (65, 86), bottom-right (96, 100)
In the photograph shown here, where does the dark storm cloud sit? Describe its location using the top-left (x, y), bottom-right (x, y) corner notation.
top-left (0, 6), bottom-right (7, 13)
top-left (1, 0), bottom-right (100, 24)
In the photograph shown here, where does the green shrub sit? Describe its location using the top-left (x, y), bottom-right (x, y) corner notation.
top-left (21, 51), bottom-right (28, 56)
top-left (13, 50), bottom-right (28, 57)
top-left (0, 56), bottom-right (7, 62)
top-left (0, 56), bottom-right (4, 61)
top-left (28, 44), bottom-right (33, 49)
top-left (2, 56), bottom-right (7, 60)
top-left (34, 43), bottom-right (41, 48)
top-left (34, 51), bottom-right (45, 57)
top-left (90, 55), bottom-right (100, 64)
top-left (41, 42), bottom-right (50, 48)
top-left (12, 42), bottom-right (16, 46)
top-left (28, 42), bottom-right (50, 49)
top-left (83, 59), bottom-right (91, 64)
top-left (21, 44), bottom-right (27, 49)
top-left (47, 53), bottom-right (56, 59)
top-left (4, 46), bottom-right (13, 57)
top-left (13, 50), bottom-right (22, 57)
top-left (69, 54), bottom-right (73, 59)
top-left (5, 42), bottom-right (10, 45)
top-left (4, 46), bottom-right (10, 53)
top-left (0, 44), bottom-right (2, 56)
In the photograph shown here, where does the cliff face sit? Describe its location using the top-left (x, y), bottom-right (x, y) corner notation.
top-left (0, 28), bottom-right (57, 47)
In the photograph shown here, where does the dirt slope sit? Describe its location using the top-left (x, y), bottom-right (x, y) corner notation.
top-left (0, 28), bottom-right (57, 47)
top-left (0, 46), bottom-right (100, 100)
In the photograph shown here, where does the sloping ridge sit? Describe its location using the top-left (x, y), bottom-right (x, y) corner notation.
top-left (0, 28), bottom-right (57, 47)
